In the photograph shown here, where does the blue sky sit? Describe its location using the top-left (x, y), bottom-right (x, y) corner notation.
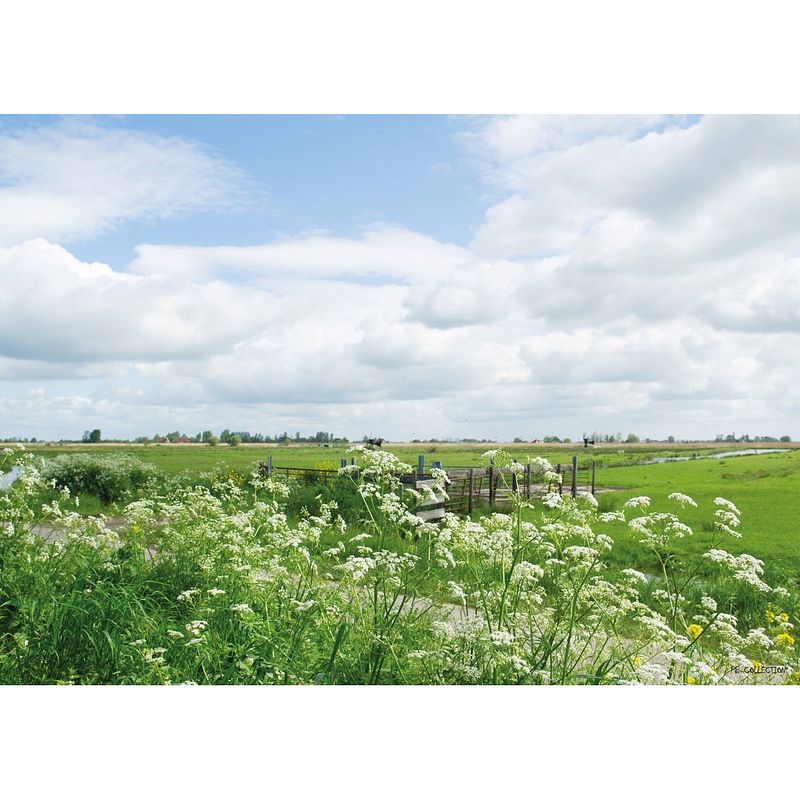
top-left (1, 114), bottom-right (799, 441)
top-left (16, 115), bottom-right (488, 269)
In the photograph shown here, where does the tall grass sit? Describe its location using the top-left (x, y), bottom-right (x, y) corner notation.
top-left (0, 449), bottom-right (797, 684)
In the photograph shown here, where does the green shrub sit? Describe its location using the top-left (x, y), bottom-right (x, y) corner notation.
top-left (41, 454), bottom-right (157, 503)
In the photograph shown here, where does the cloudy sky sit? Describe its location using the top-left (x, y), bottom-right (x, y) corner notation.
top-left (1, 114), bottom-right (798, 441)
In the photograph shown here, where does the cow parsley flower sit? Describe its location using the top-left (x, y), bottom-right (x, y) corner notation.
top-left (714, 497), bottom-right (740, 514)
top-left (490, 630), bottom-right (515, 646)
top-left (621, 569), bottom-right (647, 584)
top-left (668, 492), bottom-right (697, 508)
top-left (624, 496), bottom-right (651, 510)
top-left (700, 596), bottom-right (717, 614)
top-left (541, 492), bottom-right (563, 509)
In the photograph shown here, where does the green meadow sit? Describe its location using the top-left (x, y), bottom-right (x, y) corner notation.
top-left (18, 441), bottom-right (800, 577)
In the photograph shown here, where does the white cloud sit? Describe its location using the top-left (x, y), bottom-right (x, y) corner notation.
top-left (3, 116), bottom-right (800, 441)
top-left (0, 239), bottom-right (271, 363)
top-left (0, 120), bottom-right (246, 245)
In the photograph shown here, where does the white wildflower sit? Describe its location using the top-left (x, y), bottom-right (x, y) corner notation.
top-left (700, 596), bottom-right (717, 614)
top-left (624, 496), bottom-right (651, 509)
top-left (668, 492), bottom-right (698, 507)
top-left (490, 630), bottom-right (515, 646)
top-left (714, 497), bottom-right (740, 514)
top-left (621, 569), bottom-right (647, 584)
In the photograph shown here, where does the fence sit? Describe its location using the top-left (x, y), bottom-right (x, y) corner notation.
top-left (258, 454), bottom-right (597, 519)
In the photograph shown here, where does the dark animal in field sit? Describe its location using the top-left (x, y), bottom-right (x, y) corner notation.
top-left (366, 437), bottom-right (385, 448)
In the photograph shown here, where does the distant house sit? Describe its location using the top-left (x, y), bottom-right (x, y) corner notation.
top-left (178, 435), bottom-right (193, 443)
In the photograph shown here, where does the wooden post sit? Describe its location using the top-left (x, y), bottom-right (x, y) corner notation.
top-left (341, 458), bottom-right (347, 469)
top-left (468, 468), bottom-right (474, 516)
top-left (571, 455), bottom-right (578, 498)
top-left (418, 455), bottom-right (425, 477)
top-left (511, 459), bottom-right (518, 494)
top-left (557, 463), bottom-right (562, 495)
top-left (525, 463), bottom-right (531, 500)
top-left (488, 465), bottom-right (495, 506)
top-left (267, 455), bottom-right (273, 476)
top-left (591, 460), bottom-right (596, 496)
top-left (432, 460), bottom-right (441, 470)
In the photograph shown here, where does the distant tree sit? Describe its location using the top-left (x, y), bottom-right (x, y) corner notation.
top-left (625, 433), bottom-right (640, 443)
top-left (780, 435), bottom-right (792, 442)
top-left (220, 429), bottom-right (232, 444)
top-left (513, 437), bottom-right (524, 443)
top-left (166, 431), bottom-right (181, 443)
top-left (83, 429), bottom-right (102, 443)
top-left (201, 430), bottom-right (214, 443)
top-left (228, 434), bottom-right (242, 447)
top-left (207, 435), bottom-right (220, 447)
top-left (667, 435), bottom-right (675, 443)
top-left (563, 438), bottom-right (572, 443)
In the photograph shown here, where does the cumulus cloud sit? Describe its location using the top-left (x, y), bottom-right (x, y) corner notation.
top-left (0, 239), bottom-right (272, 363)
top-left (3, 115), bottom-right (800, 440)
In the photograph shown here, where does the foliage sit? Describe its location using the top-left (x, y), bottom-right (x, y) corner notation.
top-left (39, 453), bottom-right (158, 503)
top-left (1, 448), bottom-right (798, 684)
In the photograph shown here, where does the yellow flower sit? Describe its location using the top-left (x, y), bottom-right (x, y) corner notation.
top-left (766, 610), bottom-right (775, 623)
top-left (751, 660), bottom-right (762, 672)
top-left (778, 612), bottom-right (789, 623)
top-left (633, 656), bottom-right (642, 667)
top-left (686, 624), bottom-right (703, 641)
top-left (775, 632), bottom-right (796, 647)
top-left (687, 676), bottom-right (697, 685)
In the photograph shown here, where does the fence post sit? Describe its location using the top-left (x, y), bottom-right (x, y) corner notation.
top-left (267, 455), bottom-right (273, 476)
top-left (488, 465), bottom-right (495, 506)
top-left (557, 463), bottom-right (562, 495)
top-left (525, 463), bottom-right (531, 500)
top-left (591, 460), bottom-right (596, 496)
top-left (418, 455), bottom-right (425, 478)
top-left (511, 459), bottom-right (518, 494)
top-left (432, 460), bottom-right (441, 470)
top-left (468, 468), bottom-right (474, 516)
top-left (571, 455), bottom-right (578, 498)
top-left (341, 458), bottom-right (347, 469)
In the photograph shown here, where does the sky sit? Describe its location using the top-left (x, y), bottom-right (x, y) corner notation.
top-left (1, 114), bottom-right (798, 442)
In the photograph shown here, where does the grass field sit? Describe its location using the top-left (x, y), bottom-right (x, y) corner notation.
top-left (585, 450), bottom-right (800, 579)
top-left (21, 439), bottom-right (799, 473)
top-left (12, 441), bottom-right (800, 576)
top-left (3, 442), bottom-right (798, 685)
